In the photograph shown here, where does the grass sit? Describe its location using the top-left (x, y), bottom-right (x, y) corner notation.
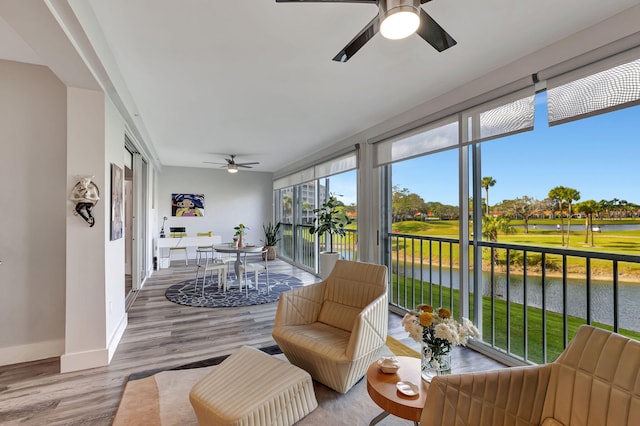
top-left (389, 220), bottom-right (640, 281)
top-left (391, 275), bottom-right (640, 364)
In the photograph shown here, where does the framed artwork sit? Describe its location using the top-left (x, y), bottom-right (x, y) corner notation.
top-left (111, 163), bottom-right (124, 240)
top-left (172, 193), bottom-right (204, 217)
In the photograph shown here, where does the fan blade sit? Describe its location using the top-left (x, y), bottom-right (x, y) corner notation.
top-left (276, 0), bottom-right (375, 3)
top-left (416, 8), bottom-right (456, 52)
top-left (332, 15), bottom-right (379, 62)
top-left (237, 165), bottom-right (255, 169)
top-left (203, 161), bottom-right (227, 165)
top-left (237, 162), bottom-right (260, 166)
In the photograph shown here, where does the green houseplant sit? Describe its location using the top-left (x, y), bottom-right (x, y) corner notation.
top-left (309, 194), bottom-right (353, 278)
top-left (261, 222), bottom-right (281, 260)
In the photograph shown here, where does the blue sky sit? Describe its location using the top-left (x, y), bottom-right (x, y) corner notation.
top-left (327, 170), bottom-right (358, 206)
top-left (390, 97), bottom-right (639, 207)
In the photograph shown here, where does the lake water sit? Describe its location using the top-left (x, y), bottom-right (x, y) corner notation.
top-left (522, 224), bottom-right (640, 231)
top-left (397, 265), bottom-right (640, 332)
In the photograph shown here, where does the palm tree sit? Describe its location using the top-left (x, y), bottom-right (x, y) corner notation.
top-left (482, 215), bottom-right (514, 242)
top-left (575, 200), bottom-right (599, 247)
top-left (548, 186), bottom-right (581, 247)
top-left (563, 187), bottom-right (581, 247)
top-left (481, 176), bottom-right (496, 216)
top-left (482, 215), bottom-right (515, 266)
top-left (597, 199), bottom-right (610, 220)
top-left (548, 186), bottom-right (567, 246)
top-left (619, 200), bottom-right (629, 219)
top-left (611, 198), bottom-right (620, 219)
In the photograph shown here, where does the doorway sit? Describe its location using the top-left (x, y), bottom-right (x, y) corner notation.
top-left (124, 164), bottom-right (133, 304)
top-left (123, 141), bottom-right (149, 311)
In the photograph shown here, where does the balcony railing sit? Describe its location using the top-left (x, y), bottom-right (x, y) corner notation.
top-left (387, 232), bottom-right (640, 364)
top-left (333, 229), bottom-right (358, 262)
top-left (278, 222), bottom-right (358, 273)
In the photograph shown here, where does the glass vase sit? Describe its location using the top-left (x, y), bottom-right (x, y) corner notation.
top-left (421, 341), bottom-right (451, 382)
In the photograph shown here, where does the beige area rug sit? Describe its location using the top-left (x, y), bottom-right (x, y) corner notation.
top-left (114, 339), bottom-right (419, 426)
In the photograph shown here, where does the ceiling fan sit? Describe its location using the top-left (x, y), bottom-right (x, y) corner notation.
top-left (275, 0), bottom-right (456, 62)
top-left (204, 155), bottom-right (260, 173)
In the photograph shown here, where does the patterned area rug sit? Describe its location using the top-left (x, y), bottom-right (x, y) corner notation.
top-left (165, 273), bottom-right (304, 308)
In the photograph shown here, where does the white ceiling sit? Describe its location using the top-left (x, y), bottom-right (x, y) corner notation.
top-left (3, 0), bottom-right (640, 173)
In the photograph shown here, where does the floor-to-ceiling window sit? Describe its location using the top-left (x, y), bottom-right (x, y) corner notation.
top-left (320, 170), bottom-right (358, 261)
top-left (380, 52), bottom-right (640, 364)
top-left (273, 152), bottom-right (358, 274)
top-left (386, 149), bottom-right (459, 311)
top-left (475, 97), bottom-right (640, 363)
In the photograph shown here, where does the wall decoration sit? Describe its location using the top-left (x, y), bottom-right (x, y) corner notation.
top-left (111, 163), bottom-right (124, 240)
top-left (172, 193), bottom-right (204, 217)
top-left (69, 175), bottom-right (100, 227)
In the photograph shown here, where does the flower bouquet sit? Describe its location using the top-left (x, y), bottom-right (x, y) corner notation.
top-left (401, 304), bottom-right (479, 381)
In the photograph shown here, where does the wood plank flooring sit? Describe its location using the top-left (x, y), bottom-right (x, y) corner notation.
top-left (0, 260), bottom-right (504, 425)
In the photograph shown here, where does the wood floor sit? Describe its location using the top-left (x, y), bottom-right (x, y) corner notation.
top-left (0, 260), bottom-right (504, 425)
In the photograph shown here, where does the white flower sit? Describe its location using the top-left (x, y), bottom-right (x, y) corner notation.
top-left (434, 321), bottom-right (461, 345)
top-left (404, 305), bottom-right (478, 348)
top-left (402, 313), bottom-right (424, 343)
top-left (458, 317), bottom-right (480, 345)
top-left (401, 313), bottom-right (415, 327)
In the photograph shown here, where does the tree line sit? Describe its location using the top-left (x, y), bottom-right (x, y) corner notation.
top-left (392, 181), bottom-right (639, 247)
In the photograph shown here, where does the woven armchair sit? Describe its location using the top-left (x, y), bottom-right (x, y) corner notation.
top-left (272, 260), bottom-right (388, 393)
top-left (421, 325), bottom-right (640, 426)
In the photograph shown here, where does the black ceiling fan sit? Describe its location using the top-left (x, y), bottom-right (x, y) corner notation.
top-left (275, 0), bottom-right (456, 62)
top-left (204, 155), bottom-right (260, 173)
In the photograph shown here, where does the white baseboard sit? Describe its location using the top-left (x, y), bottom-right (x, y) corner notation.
top-left (60, 347), bottom-right (110, 373)
top-left (0, 339), bottom-right (64, 366)
top-left (60, 312), bottom-right (129, 372)
top-left (1, 316), bottom-right (130, 371)
top-left (108, 313), bottom-right (128, 362)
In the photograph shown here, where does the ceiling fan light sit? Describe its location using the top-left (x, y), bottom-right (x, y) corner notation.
top-left (380, 0), bottom-right (420, 40)
top-left (227, 164), bottom-right (238, 173)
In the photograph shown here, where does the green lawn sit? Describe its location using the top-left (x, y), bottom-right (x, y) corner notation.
top-left (390, 275), bottom-right (640, 364)
top-left (390, 220), bottom-right (640, 281)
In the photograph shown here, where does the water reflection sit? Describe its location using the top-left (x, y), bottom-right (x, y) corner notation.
top-left (397, 265), bottom-right (640, 332)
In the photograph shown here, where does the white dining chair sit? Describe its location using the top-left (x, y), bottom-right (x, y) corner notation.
top-left (213, 249), bottom-right (237, 282)
top-left (194, 256), bottom-right (227, 296)
top-left (239, 249), bottom-right (270, 297)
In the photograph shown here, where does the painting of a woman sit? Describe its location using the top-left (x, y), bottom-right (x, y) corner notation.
top-left (172, 193), bottom-right (204, 217)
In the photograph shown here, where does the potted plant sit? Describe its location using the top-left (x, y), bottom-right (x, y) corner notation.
top-left (309, 194), bottom-right (353, 278)
top-left (233, 223), bottom-right (249, 247)
top-left (261, 222), bottom-right (281, 260)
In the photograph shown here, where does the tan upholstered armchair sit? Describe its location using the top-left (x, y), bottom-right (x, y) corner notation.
top-left (272, 260), bottom-right (388, 394)
top-left (421, 325), bottom-right (640, 426)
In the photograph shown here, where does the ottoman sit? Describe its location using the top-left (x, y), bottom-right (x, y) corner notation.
top-left (189, 345), bottom-right (318, 426)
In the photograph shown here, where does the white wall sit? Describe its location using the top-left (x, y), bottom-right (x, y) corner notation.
top-left (61, 87), bottom-right (109, 372)
top-left (157, 166), bottom-right (273, 260)
top-left (61, 89), bottom-right (132, 372)
top-left (104, 97), bottom-right (127, 361)
top-left (0, 60), bottom-right (67, 365)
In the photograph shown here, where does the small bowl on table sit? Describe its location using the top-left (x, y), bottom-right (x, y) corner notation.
top-left (377, 356), bottom-right (400, 374)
